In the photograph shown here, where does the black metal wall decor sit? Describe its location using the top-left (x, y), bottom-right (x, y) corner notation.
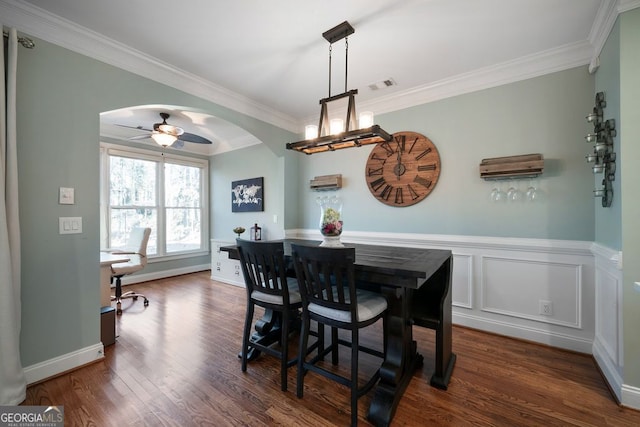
top-left (585, 92), bottom-right (616, 207)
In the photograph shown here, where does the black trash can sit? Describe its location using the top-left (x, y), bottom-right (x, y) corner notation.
top-left (100, 306), bottom-right (116, 346)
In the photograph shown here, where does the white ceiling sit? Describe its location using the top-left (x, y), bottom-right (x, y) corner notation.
top-left (4, 0), bottom-right (631, 153)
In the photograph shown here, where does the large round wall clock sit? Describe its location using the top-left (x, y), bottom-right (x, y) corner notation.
top-left (365, 131), bottom-right (441, 207)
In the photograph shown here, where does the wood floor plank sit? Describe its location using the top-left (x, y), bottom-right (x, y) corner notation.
top-left (21, 271), bottom-right (640, 426)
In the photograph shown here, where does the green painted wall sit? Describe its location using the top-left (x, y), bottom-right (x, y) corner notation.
top-left (594, 19), bottom-right (622, 250)
top-left (296, 67), bottom-right (595, 240)
top-left (15, 37), bottom-right (294, 367)
top-left (210, 143), bottom-right (292, 242)
top-left (620, 7), bottom-right (640, 390)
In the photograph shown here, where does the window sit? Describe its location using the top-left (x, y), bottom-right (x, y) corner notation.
top-left (100, 144), bottom-right (208, 258)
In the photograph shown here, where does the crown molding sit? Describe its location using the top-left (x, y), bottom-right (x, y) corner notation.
top-left (588, 0), bottom-right (620, 73)
top-left (4, 0), bottom-right (633, 135)
top-left (588, 0), bottom-right (640, 73)
top-left (618, 0), bottom-right (640, 13)
top-left (328, 40), bottom-right (594, 121)
top-left (0, 0), bottom-right (300, 133)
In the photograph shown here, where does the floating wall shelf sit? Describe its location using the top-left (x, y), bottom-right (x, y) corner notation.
top-left (479, 153), bottom-right (544, 180)
top-left (310, 174), bottom-right (342, 191)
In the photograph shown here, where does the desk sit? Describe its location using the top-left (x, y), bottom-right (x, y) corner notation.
top-left (100, 252), bottom-right (130, 307)
top-left (222, 239), bottom-right (456, 427)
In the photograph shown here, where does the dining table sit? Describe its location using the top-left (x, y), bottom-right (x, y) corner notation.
top-left (221, 238), bottom-right (456, 427)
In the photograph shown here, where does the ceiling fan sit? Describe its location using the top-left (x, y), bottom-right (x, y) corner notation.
top-left (118, 112), bottom-right (212, 148)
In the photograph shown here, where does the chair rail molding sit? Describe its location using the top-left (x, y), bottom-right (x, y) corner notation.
top-left (289, 229), bottom-right (595, 353)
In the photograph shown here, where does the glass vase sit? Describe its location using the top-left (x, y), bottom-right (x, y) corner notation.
top-left (317, 195), bottom-right (343, 247)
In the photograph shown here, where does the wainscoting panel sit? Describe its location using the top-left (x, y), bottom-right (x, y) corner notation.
top-left (452, 253), bottom-right (473, 309)
top-left (288, 229), bottom-right (596, 353)
top-left (592, 242), bottom-right (623, 403)
top-left (595, 267), bottom-right (621, 364)
top-left (480, 256), bottom-right (582, 328)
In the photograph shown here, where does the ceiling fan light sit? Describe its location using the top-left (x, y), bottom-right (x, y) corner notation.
top-left (158, 124), bottom-right (184, 136)
top-left (151, 132), bottom-right (178, 147)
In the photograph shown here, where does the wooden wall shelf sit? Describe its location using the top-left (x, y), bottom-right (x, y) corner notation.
top-left (310, 174), bottom-right (342, 190)
top-left (479, 153), bottom-right (544, 180)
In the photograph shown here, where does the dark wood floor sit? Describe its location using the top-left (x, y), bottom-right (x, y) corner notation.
top-left (23, 271), bottom-right (640, 426)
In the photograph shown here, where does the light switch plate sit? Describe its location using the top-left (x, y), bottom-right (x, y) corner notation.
top-left (59, 187), bottom-right (75, 204)
top-left (59, 217), bottom-right (82, 234)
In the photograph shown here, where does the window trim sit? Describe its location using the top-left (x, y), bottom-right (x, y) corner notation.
top-left (100, 142), bottom-right (209, 260)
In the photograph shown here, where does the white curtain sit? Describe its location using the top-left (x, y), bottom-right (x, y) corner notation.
top-left (0, 27), bottom-right (26, 405)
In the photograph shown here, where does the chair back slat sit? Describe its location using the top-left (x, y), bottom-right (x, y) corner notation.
top-left (291, 244), bottom-right (357, 318)
top-left (236, 240), bottom-right (291, 302)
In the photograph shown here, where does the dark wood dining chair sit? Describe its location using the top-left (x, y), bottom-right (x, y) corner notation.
top-left (236, 239), bottom-right (302, 392)
top-left (291, 244), bottom-right (387, 426)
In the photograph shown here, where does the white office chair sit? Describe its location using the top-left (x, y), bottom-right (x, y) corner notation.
top-left (105, 227), bottom-right (151, 315)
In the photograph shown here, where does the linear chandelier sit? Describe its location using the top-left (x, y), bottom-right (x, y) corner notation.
top-left (286, 21), bottom-right (392, 155)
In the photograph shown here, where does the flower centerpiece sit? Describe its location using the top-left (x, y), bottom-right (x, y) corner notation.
top-left (317, 195), bottom-right (343, 247)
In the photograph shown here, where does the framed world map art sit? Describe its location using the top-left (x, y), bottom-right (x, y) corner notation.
top-left (231, 177), bottom-right (264, 212)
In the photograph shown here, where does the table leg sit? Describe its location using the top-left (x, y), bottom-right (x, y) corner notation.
top-left (413, 258), bottom-right (456, 390)
top-left (238, 309), bottom-right (301, 361)
top-left (367, 287), bottom-right (422, 427)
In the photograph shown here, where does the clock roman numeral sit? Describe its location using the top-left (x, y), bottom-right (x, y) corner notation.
top-left (407, 184), bottom-right (420, 200)
top-left (380, 184), bottom-right (393, 200)
top-left (418, 163), bottom-right (437, 172)
top-left (368, 167), bottom-right (383, 176)
top-left (394, 134), bottom-right (406, 153)
top-left (415, 147), bottom-right (432, 161)
top-left (380, 141), bottom-right (394, 156)
top-left (371, 153), bottom-right (386, 162)
top-left (408, 137), bottom-right (419, 153)
top-left (414, 175), bottom-right (432, 188)
top-left (370, 177), bottom-right (386, 191)
top-left (394, 187), bottom-right (404, 204)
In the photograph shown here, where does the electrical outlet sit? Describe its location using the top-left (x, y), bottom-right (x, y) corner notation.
top-left (539, 300), bottom-right (553, 316)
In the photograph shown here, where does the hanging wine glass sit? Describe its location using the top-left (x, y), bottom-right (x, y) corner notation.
top-left (490, 183), bottom-right (507, 202)
top-left (510, 181), bottom-right (524, 202)
top-left (526, 178), bottom-right (538, 201)
top-left (507, 180), bottom-right (518, 201)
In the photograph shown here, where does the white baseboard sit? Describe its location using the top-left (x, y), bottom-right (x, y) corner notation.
top-left (118, 263), bottom-right (210, 286)
top-left (24, 343), bottom-right (105, 386)
top-left (622, 384), bottom-right (640, 410)
top-left (593, 337), bottom-right (623, 402)
top-left (454, 312), bottom-right (593, 353)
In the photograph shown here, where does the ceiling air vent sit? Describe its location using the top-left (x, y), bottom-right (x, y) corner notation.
top-left (368, 78), bottom-right (396, 91)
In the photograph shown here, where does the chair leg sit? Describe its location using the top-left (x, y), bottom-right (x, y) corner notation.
top-left (241, 301), bottom-right (255, 373)
top-left (280, 308), bottom-right (289, 392)
top-left (331, 326), bottom-right (339, 365)
top-left (111, 276), bottom-right (149, 314)
top-left (296, 312), bottom-right (310, 398)
top-left (120, 290), bottom-right (149, 306)
top-left (317, 322), bottom-right (325, 361)
top-left (114, 276), bottom-right (123, 315)
top-left (351, 328), bottom-right (359, 427)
